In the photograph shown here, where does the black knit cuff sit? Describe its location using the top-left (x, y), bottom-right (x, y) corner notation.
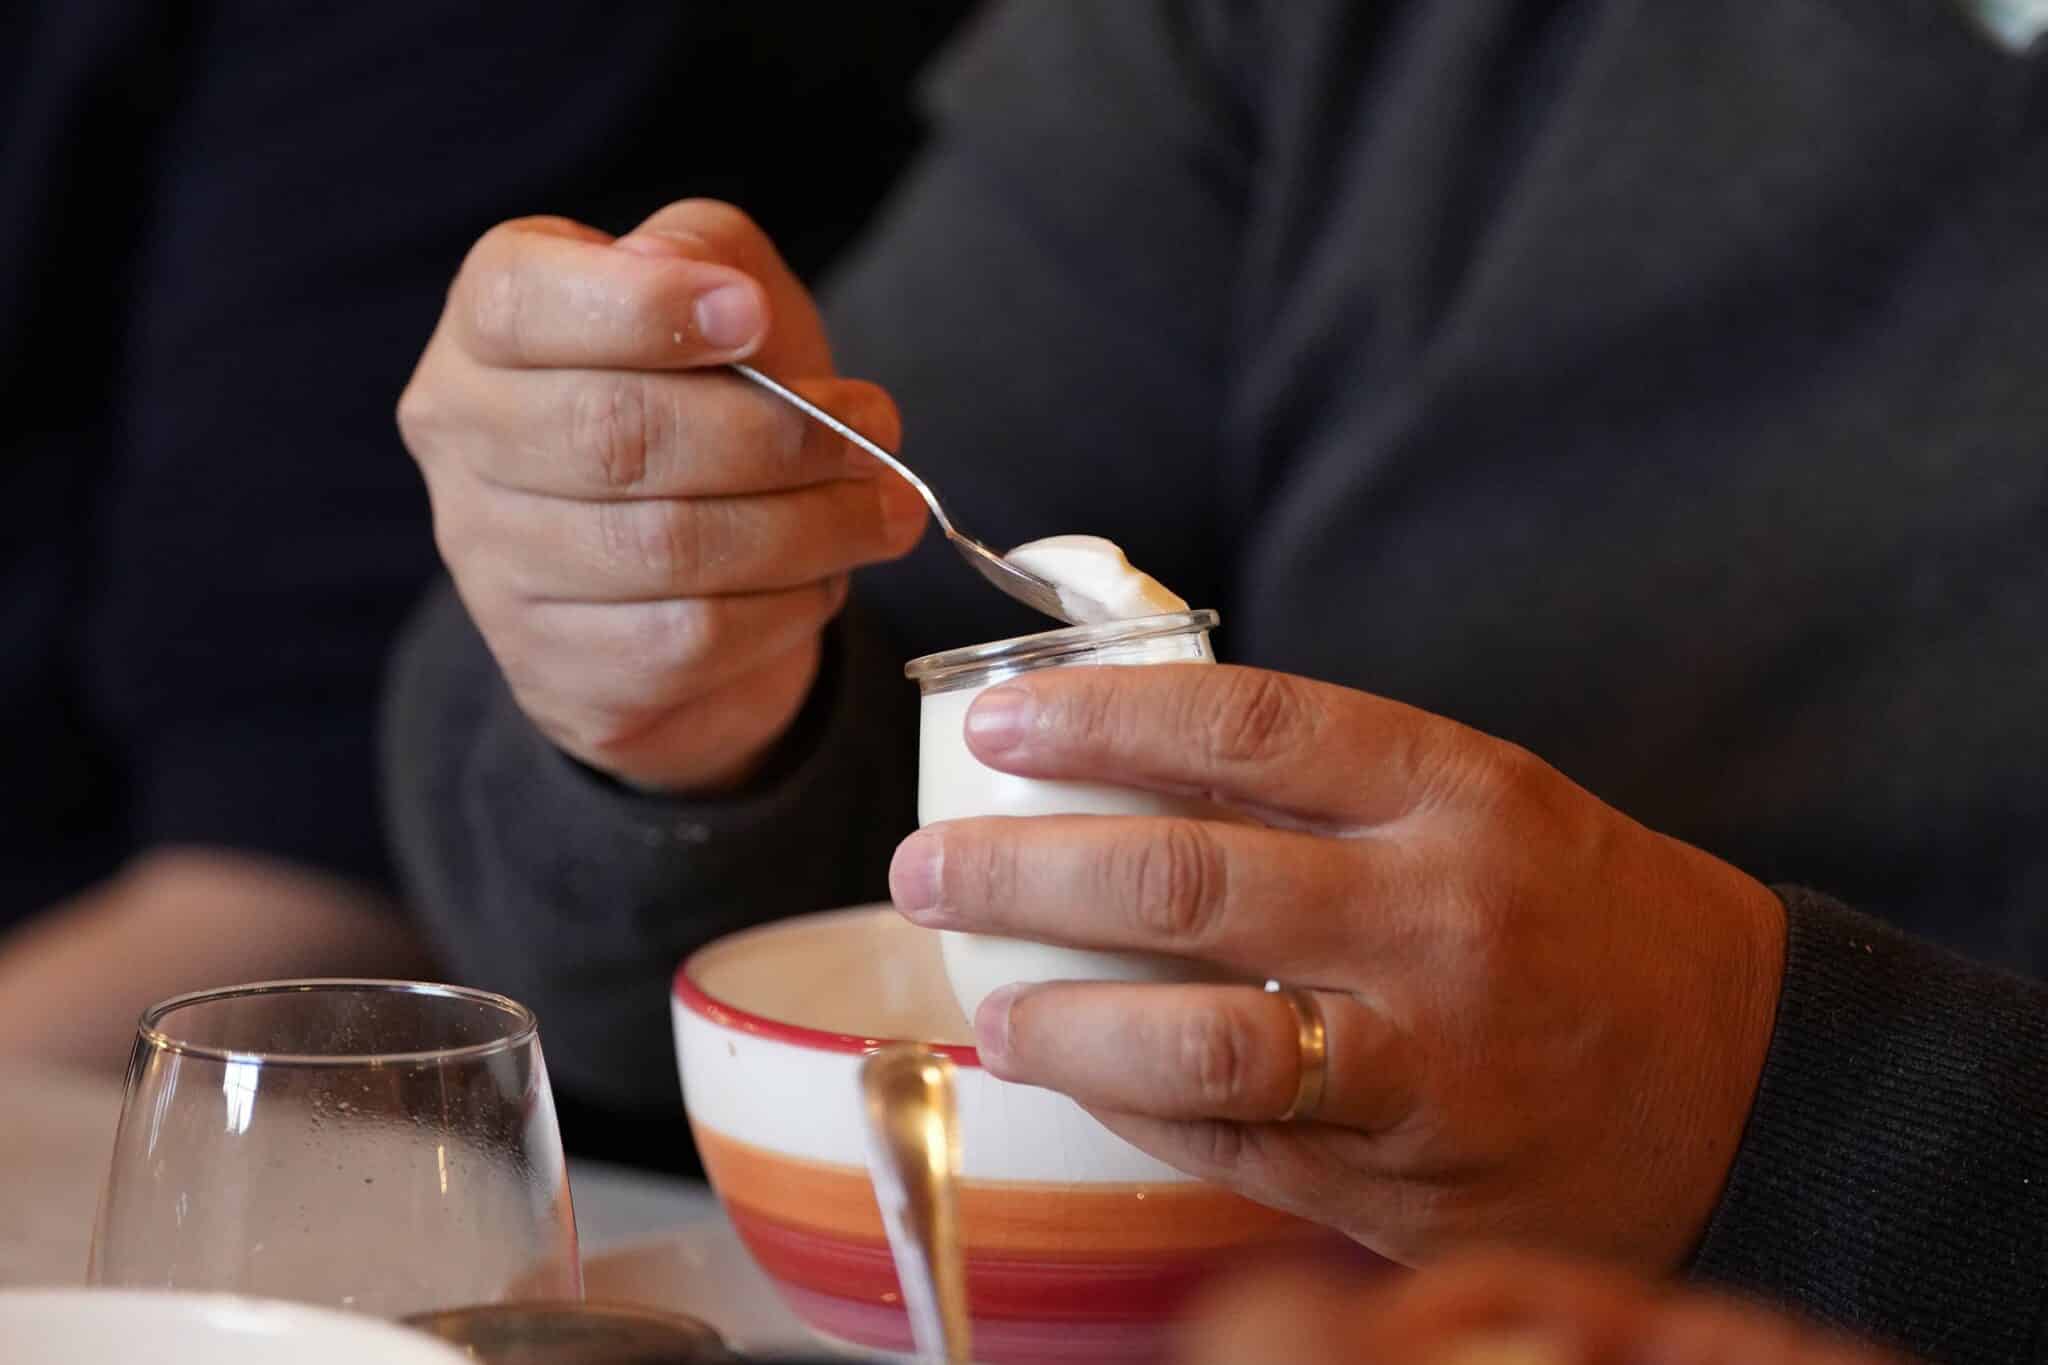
top-left (1690, 887), bottom-right (2048, 1363)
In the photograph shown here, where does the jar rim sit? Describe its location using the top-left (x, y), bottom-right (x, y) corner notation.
top-left (904, 609), bottom-right (1219, 688)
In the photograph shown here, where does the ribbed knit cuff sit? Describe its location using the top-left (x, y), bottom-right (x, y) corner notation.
top-left (1690, 888), bottom-right (2048, 1363)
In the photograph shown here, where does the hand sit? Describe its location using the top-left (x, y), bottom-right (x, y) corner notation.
top-left (397, 200), bottom-right (927, 792)
top-left (0, 848), bottom-right (435, 1072)
top-left (888, 665), bottom-right (1786, 1270)
top-left (1179, 1253), bottom-right (1905, 1365)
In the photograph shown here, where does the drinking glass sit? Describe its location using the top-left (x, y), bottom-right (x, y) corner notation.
top-left (88, 979), bottom-right (581, 1316)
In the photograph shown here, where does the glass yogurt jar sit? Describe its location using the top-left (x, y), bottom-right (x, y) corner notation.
top-left (905, 609), bottom-right (1234, 1019)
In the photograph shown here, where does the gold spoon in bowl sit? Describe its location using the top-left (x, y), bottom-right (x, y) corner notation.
top-left (858, 1043), bottom-right (971, 1365)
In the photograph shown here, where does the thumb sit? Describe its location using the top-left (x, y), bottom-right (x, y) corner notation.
top-left (615, 198), bottom-right (833, 377)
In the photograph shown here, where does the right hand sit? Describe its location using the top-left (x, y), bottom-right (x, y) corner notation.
top-left (397, 200), bottom-right (928, 791)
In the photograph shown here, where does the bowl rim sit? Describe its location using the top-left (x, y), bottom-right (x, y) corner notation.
top-left (673, 906), bottom-right (982, 1068)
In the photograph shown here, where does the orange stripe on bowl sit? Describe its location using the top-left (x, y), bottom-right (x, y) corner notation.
top-left (728, 1202), bottom-right (1229, 1323)
top-left (693, 1124), bottom-right (1315, 1256)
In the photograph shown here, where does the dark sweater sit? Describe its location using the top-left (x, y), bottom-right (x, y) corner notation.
top-left (0, 1), bottom-right (962, 919)
top-left (386, 2), bottom-right (2048, 1359)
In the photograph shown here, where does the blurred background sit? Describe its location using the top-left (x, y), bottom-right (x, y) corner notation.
top-left (1, 1), bottom-right (975, 1160)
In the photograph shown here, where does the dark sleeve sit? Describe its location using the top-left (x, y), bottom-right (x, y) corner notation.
top-left (1690, 888), bottom-right (2048, 1364)
top-left (383, 582), bottom-right (915, 1116)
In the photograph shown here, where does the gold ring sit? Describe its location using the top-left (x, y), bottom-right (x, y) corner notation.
top-left (1269, 984), bottom-right (1328, 1122)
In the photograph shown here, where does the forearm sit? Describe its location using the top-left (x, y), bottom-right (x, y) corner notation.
top-left (1690, 889), bottom-right (2048, 1364)
top-left (0, 848), bottom-right (434, 1073)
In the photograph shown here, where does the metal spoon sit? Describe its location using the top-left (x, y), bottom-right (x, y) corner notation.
top-left (857, 1043), bottom-right (972, 1365)
top-left (730, 364), bottom-right (1086, 625)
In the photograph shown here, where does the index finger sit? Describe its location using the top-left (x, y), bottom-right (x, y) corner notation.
top-left (448, 215), bottom-right (771, 370)
top-left (958, 665), bottom-right (1484, 828)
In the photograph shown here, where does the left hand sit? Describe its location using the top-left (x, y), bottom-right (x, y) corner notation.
top-left (1178, 1251), bottom-right (1906, 1364)
top-left (0, 848), bottom-right (436, 1071)
top-left (888, 664), bottom-right (1787, 1272)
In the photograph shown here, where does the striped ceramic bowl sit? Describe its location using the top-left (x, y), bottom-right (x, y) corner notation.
top-left (673, 906), bottom-right (1349, 1363)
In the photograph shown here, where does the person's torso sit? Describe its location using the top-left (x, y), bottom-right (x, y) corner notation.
top-left (1228, 0), bottom-right (2047, 965)
top-left (852, 0), bottom-right (2046, 970)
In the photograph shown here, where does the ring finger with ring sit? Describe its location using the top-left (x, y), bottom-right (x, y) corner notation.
top-left (971, 979), bottom-right (1412, 1132)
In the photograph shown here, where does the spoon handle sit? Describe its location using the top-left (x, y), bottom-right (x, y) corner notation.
top-left (728, 364), bottom-right (953, 536)
top-left (858, 1043), bottom-right (972, 1365)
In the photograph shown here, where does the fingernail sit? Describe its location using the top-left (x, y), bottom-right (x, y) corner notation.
top-left (975, 985), bottom-right (1023, 1072)
top-left (889, 832), bottom-right (944, 919)
top-left (964, 685), bottom-right (1034, 755)
top-left (693, 284), bottom-right (762, 351)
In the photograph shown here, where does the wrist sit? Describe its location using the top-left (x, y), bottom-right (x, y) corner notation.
top-left (556, 625), bottom-right (847, 804)
top-left (1661, 845), bottom-right (1789, 1270)
top-left (560, 640), bottom-right (824, 796)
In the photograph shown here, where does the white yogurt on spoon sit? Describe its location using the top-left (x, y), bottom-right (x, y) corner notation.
top-left (1003, 535), bottom-right (1189, 625)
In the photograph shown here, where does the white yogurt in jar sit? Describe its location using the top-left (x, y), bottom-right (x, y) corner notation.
top-left (908, 541), bottom-right (1231, 1021)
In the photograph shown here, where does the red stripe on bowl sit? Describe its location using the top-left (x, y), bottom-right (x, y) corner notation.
top-left (674, 943), bottom-right (981, 1066)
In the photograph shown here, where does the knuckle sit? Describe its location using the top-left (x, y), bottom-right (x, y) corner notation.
top-left (1485, 739), bottom-right (1555, 805)
top-left (1126, 821), bottom-right (1229, 946)
top-left (728, 390), bottom-right (807, 479)
top-left (594, 500), bottom-right (710, 588)
top-left (846, 384), bottom-right (902, 450)
top-left (1046, 675), bottom-right (1125, 754)
top-left (1179, 1009), bottom-right (1253, 1112)
top-left (950, 828), bottom-right (1021, 919)
top-left (1199, 669), bottom-right (1313, 765)
top-left (1434, 857), bottom-right (1536, 983)
top-left (1438, 734), bottom-right (1554, 820)
top-left (1184, 1119), bottom-right (1248, 1169)
top-left (569, 374), bottom-right (664, 491)
top-left (393, 379), bottom-right (435, 459)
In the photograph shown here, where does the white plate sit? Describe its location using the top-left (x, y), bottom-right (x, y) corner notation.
top-left (0, 1288), bottom-right (469, 1364)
